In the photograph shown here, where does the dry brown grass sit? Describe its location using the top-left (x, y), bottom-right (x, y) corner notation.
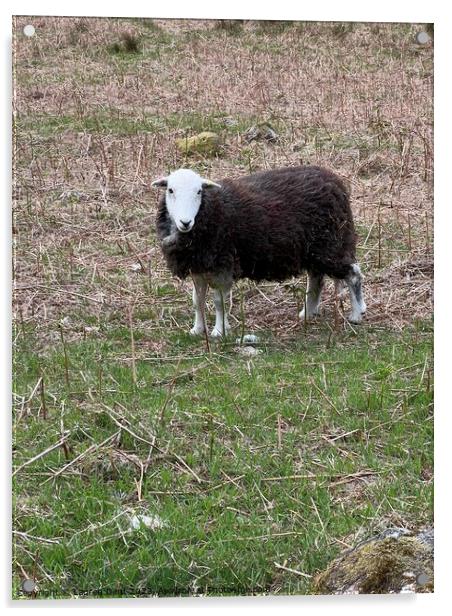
top-left (13, 16), bottom-right (433, 346)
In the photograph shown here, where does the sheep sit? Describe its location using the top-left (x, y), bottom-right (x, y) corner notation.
top-left (151, 166), bottom-right (366, 337)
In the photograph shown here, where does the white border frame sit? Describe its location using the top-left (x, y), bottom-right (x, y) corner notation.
top-left (2, 1), bottom-right (450, 613)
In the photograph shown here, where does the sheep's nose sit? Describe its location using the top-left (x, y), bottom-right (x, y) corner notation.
top-left (180, 220), bottom-right (191, 229)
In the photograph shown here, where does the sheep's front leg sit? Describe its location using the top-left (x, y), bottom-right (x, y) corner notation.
top-left (299, 272), bottom-right (324, 320)
top-left (190, 275), bottom-right (208, 336)
top-left (211, 281), bottom-right (232, 338)
top-left (345, 263), bottom-right (367, 324)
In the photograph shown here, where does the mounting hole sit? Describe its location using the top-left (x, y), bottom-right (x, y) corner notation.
top-left (416, 31), bottom-right (430, 44)
top-left (416, 572), bottom-right (430, 586)
top-left (23, 25), bottom-right (36, 37)
top-left (21, 578), bottom-right (36, 593)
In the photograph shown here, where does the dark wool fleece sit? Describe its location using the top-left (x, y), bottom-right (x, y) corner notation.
top-left (156, 166), bottom-right (358, 282)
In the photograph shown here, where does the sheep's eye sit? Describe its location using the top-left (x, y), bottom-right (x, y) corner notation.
top-left (168, 188), bottom-right (174, 194)
top-left (197, 189), bottom-right (202, 195)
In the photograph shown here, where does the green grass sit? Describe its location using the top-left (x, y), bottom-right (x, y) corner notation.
top-left (14, 112), bottom-right (166, 137)
top-left (14, 110), bottom-right (272, 138)
top-left (12, 320), bottom-right (433, 598)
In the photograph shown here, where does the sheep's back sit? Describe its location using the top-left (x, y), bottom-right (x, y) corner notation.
top-left (221, 166), bottom-right (357, 281)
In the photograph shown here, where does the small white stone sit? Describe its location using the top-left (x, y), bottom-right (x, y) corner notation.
top-left (129, 513), bottom-right (167, 531)
top-left (235, 334), bottom-right (260, 345)
top-left (236, 345), bottom-right (261, 357)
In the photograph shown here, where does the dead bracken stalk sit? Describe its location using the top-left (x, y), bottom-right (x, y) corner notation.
top-left (102, 404), bottom-right (204, 484)
top-left (58, 325), bottom-right (70, 388)
top-left (135, 460), bottom-right (145, 501)
top-left (328, 470), bottom-right (379, 487)
top-left (277, 414), bottom-right (282, 449)
top-left (39, 375), bottom-right (47, 420)
top-left (41, 431), bottom-right (120, 484)
top-left (262, 473), bottom-right (317, 482)
top-left (274, 562), bottom-right (312, 579)
top-left (127, 302), bottom-right (137, 385)
top-left (158, 359), bottom-right (182, 425)
top-left (13, 433), bottom-right (71, 477)
top-left (13, 531), bottom-right (61, 545)
top-left (310, 378), bottom-right (341, 415)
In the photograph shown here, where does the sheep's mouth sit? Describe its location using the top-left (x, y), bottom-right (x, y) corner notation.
top-left (176, 225), bottom-right (193, 233)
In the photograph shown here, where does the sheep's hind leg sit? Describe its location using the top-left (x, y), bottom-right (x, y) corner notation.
top-left (299, 272), bottom-right (325, 320)
top-left (190, 276), bottom-right (208, 335)
top-left (345, 263), bottom-right (367, 324)
top-left (211, 279), bottom-right (232, 338)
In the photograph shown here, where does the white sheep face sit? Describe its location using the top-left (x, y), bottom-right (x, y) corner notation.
top-left (151, 169), bottom-right (220, 233)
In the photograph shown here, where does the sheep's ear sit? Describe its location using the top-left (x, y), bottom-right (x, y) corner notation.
top-left (151, 177), bottom-right (168, 188)
top-left (201, 178), bottom-right (221, 189)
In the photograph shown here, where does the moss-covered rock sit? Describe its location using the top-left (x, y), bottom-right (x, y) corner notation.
top-left (314, 528), bottom-right (434, 594)
top-left (176, 132), bottom-right (221, 156)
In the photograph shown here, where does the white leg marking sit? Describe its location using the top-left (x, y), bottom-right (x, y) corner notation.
top-left (346, 263), bottom-right (366, 324)
top-left (211, 287), bottom-right (232, 337)
top-left (190, 276), bottom-right (208, 335)
top-left (299, 273), bottom-right (324, 320)
top-left (207, 274), bottom-right (233, 338)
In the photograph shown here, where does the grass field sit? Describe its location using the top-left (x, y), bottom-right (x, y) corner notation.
top-left (12, 17), bottom-right (433, 598)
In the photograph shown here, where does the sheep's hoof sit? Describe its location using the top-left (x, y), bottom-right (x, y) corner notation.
top-left (210, 327), bottom-right (231, 338)
top-left (299, 309), bottom-right (320, 321)
top-left (190, 326), bottom-right (205, 336)
top-left (348, 311), bottom-right (366, 324)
